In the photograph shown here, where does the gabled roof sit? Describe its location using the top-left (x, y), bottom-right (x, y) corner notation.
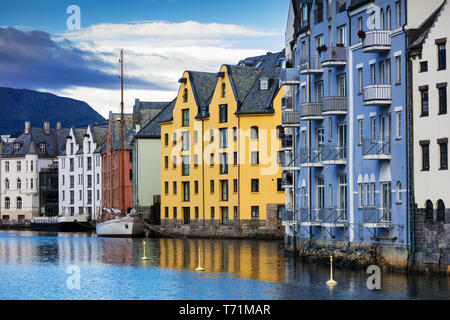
top-left (137, 99), bottom-right (177, 138)
top-left (133, 100), bottom-right (169, 128)
top-left (187, 71), bottom-right (217, 108)
top-left (408, 1), bottom-right (447, 56)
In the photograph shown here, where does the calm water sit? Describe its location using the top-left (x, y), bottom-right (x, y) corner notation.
top-left (0, 231), bottom-right (448, 300)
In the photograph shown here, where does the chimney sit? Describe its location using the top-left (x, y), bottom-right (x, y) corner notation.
top-left (43, 122), bottom-right (50, 135)
top-left (25, 121), bottom-right (31, 135)
top-left (56, 122), bottom-right (61, 130)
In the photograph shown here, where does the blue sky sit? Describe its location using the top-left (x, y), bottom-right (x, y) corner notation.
top-left (0, 0), bottom-right (289, 117)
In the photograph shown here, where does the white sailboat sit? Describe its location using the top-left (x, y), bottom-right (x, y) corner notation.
top-left (96, 50), bottom-right (145, 238)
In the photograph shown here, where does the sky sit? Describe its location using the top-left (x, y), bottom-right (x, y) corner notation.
top-left (0, 0), bottom-right (289, 118)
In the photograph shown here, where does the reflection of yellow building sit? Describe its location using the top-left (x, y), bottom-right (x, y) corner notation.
top-left (158, 52), bottom-right (286, 238)
top-left (158, 238), bottom-right (285, 283)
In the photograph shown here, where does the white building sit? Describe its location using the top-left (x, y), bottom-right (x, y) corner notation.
top-left (409, 0), bottom-right (449, 217)
top-left (0, 122), bottom-right (67, 222)
top-left (58, 125), bottom-right (107, 222)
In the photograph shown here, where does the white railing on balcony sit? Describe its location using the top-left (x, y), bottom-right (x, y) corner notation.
top-left (363, 30), bottom-right (391, 51)
top-left (363, 85), bottom-right (392, 105)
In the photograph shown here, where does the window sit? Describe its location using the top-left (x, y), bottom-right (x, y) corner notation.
top-left (251, 152), bottom-right (259, 165)
top-left (182, 132), bottom-right (190, 151)
top-left (251, 179), bottom-right (259, 193)
top-left (397, 182), bottom-right (403, 203)
top-left (210, 207), bottom-right (215, 219)
top-left (70, 158), bottom-right (74, 172)
top-left (164, 134), bottom-right (169, 146)
top-left (314, 0), bottom-right (323, 24)
top-left (218, 104), bottom-right (228, 123)
top-left (4, 197), bottom-right (10, 209)
top-left (165, 207), bottom-right (169, 218)
top-left (234, 206), bottom-right (239, 220)
top-left (210, 180), bottom-right (214, 194)
top-left (17, 197), bottom-right (22, 209)
top-left (387, 6), bottom-right (392, 30)
top-left (183, 88), bottom-right (188, 103)
top-left (210, 153), bottom-right (214, 167)
top-left (210, 129), bottom-right (214, 142)
top-left (5, 161), bottom-right (9, 172)
top-left (183, 182), bottom-right (190, 202)
top-left (195, 207), bottom-right (199, 219)
top-left (221, 180), bottom-right (229, 201)
top-left (380, 9), bottom-right (385, 29)
top-left (233, 179), bottom-right (238, 193)
top-left (182, 156), bottom-right (189, 176)
top-left (182, 109), bottom-right (189, 127)
top-left (40, 143), bottom-right (46, 154)
top-left (277, 178), bottom-right (283, 192)
top-left (17, 161), bottom-right (21, 172)
top-left (421, 89), bottom-right (429, 117)
top-left (371, 116), bottom-right (376, 142)
top-left (129, 168), bottom-right (133, 181)
top-left (13, 143), bottom-right (20, 154)
top-left (220, 153), bottom-right (228, 174)
top-left (251, 206), bottom-right (260, 218)
top-left (336, 0), bottom-right (346, 13)
top-left (420, 61), bottom-right (428, 72)
top-left (422, 143), bottom-right (430, 171)
top-left (370, 63), bottom-right (376, 85)
top-left (251, 126), bottom-right (259, 140)
top-left (165, 182), bottom-right (169, 194)
top-left (358, 68), bottom-right (363, 94)
top-left (87, 157), bottom-right (92, 171)
top-left (220, 128), bottom-right (228, 148)
top-left (30, 161), bottom-right (34, 171)
top-left (173, 182), bottom-right (177, 195)
top-left (358, 119), bottom-right (363, 145)
top-left (386, 59), bottom-right (391, 84)
top-left (337, 24), bottom-right (347, 46)
top-left (194, 155), bottom-right (199, 168)
top-left (87, 190), bottom-right (92, 204)
top-left (315, 80), bottom-right (324, 102)
top-left (437, 200), bottom-right (445, 221)
top-left (233, 127), bottom-right (238, 141)
top-left (438, 43), bottom-right (446, 70)
top-left (70, 175), bottom-right (74, 188)
top-left (233, 152), bottom-right (238, 165)
top-left (194, 180), bottom-right (199, 194)
top-left (438, 86), bottom-right (447, 114)
top-left (439, 141), bottom-right (448, 170)
top-left (395, 56), bottom-right (401, 84)
top-left (173, 156), bottom-right (177, 169)
top-left (338, 74), bottom-right (347, 97)
top-left (17, 179), bottom-right (21, 190)
top-left (87, 175), bottom-right (92, 188)
top-left (165, 156), bottom-right (169, 169)
top-left (5, 179), bottom-right (9, 190)
top-left (173, 132), bottom-right (177, 144)
top-left (395, 1), bottom-right (401, 28)
top-left (396, 111), bottom-right (402, 139)
top-left (379, 61), bottom-right (385, 84)
top-left (173, 207), bottom-right (178, 219)
top-left (425, 200), bottom-right (434, 221)
top-left (358, 183), bottom-right (363, 208)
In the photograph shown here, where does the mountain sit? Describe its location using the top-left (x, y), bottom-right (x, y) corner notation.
top-left (0, 87), bottom-right (106, 135)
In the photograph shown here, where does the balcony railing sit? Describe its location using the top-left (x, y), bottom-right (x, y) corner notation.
top-left (322, 96), bottom-right (348, 114)
top-left (281, 209), bottom-right (296, 222)
top-left (363, 207), bottom-right (392, 226)
top-left (299, 148), bottom-right (323, 165)
top-left (321, 46), bottom-right (347, 68)
top-left (282, 151), bottom-right (300, 171)
top-left (282, 172), bottom-right (294, 188)
top-left (362, 30), bottom-right (391, 53)
top-left (282, 111), bottom-right (300, 126)
top-left (299, 56), bottom-right (323, 75)
top-left (281, 68), bottom-right (300, 85)
top-left (323, 207), bottom-right (348, 224)
top-left (363, 84), bottom-right (392, 106)
top-left (362, 137), bottom-right (391, 159)
top-left (300, 102), bottom-right (323, 119)
top-left (321, 144), bottom-right (347, 163)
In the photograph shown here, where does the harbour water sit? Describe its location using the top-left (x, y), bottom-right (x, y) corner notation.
top-left (0, 231), bottom-right (448, 300)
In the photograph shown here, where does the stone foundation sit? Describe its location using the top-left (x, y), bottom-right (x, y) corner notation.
top-left (285, 237), bottom-right (409, 272)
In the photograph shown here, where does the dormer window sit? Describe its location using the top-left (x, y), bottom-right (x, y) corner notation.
top-left (260, 78), bottom-right (269, 90)
top-left (39, 143), bottom-right (46, 154)
top-left (183, 89), bottom-right (188, 103)
top-left (87, 141), bottom-right (91, 153)
top-left (13, 143), bottom-right (20, 154)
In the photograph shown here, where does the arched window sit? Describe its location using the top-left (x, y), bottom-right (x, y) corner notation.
top-left (221, 83), bottom-right (226, 98)
top-left (437, 200), bottom-right (445, 221)
top-left (183, 88), bottom-right (188, 103)
top-left (5, 179), bottom-right (9, 190)
top-left (251, 126), bottom-right (259, 140)
top-left (17, 179), bottom-right (21, 190)
top-left (4, 197), bottom-right (10, 209)
top-left (386, 6), bottom-right (391, 30)
top-left (16, 197), bottom-right (22, 209)
top-left (425, 200), bottom-right (434, 221)
top-left (396, 181), bottom-right (402, 203)
top-left (302, 4), bottom-right (308, 26)
top-left (380, 9), bottom-right (385, 29)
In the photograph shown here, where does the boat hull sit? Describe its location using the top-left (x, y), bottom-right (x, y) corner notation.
top-left (96, 216), bottom-right (145, 238)
top-left (31, 216), bottom-right (92, 232)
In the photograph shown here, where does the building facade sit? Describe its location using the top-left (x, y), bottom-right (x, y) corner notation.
top-left (159, 52), bottom-right (286, 238)
top-left (282, 0), bottom-right (445, 270)
top-left (58, 125), bottom-right (107, 221)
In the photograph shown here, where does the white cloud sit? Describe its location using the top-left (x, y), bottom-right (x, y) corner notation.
top-left (51, 20), bottom-right (283, 118)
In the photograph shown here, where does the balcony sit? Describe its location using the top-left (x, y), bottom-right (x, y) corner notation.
top-left (299, 56), bottom-right (323, 75)
top-left (299, 148), bottom-right (323, 167)
top-left (321, 144), bottom-right (347, 165)
top-left (282, 96), bottom-right (294, 111)
top-left (281, 68), bottom-right (300, 86)
top-left (321, 46), bottom-right (347, 68)
top-left (282, 150), bottom-right (301, 171)
top-left (362, 30), bottom-right (391, 53)
top-left (282, 172), bottom-right (294, 188)
top-left (281, 209), bottom-right (296, 222)
top-left (282, 135), bottom-right (293, 150)
top-left (362, 207), bottom-right (392, 228)
top-left (322, 96), bottom-right (348, 115)
top-left (362, 137), bottom-right (391, 160)
top-left (282, 111), bottom-right (300, 127)
top-left (300, 102), bottom-right (323, 120)
top-left (363, 84), bottom-right (392, 106)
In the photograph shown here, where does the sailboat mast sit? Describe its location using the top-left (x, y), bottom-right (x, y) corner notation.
top-left (120, 49), bottom-right (126, 217)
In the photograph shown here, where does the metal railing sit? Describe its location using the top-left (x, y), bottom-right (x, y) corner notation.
top-left (321, 46), bottom-right (347, 65)
top-left (299, 148), bottom-right (323, 164)
top-left (363, 206), bottom-right (392, 225)
top-left (282, 111), bottom-right (300, 126)
top-left (362, 137), bottom-right (391, 157)
top-left (363, 84), bottom-right (392, 104)
top-left (322, 96), bottom-right (348, 113)
top-left (363, 30), bottom-right (391, 50)
top-left (300, 102), bottom-right (323, 118)
top-left (321, 144), bottom-right (347, 162)
top-left (281, 68), bottom-right (300, 84)
top-left (299, 55), bottom-right (323, 72)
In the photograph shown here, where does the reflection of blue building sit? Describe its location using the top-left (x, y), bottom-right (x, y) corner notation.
top-left (282, 0), bottom-right (410, 246)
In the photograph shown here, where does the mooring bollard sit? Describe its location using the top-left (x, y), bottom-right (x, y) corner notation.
top-left (141, 240), bottom-right (149, 261)
top-left (326, 256), bottom-right (337, 286)
top-left (195, 247), bottom-right (205, 272)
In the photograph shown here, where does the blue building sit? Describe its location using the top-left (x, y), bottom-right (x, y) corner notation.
top-left (281, 0), bottom-right (430, 249)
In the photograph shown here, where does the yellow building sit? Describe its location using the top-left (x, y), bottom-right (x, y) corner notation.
top-left (158, 52), bottom-right (286, 238)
